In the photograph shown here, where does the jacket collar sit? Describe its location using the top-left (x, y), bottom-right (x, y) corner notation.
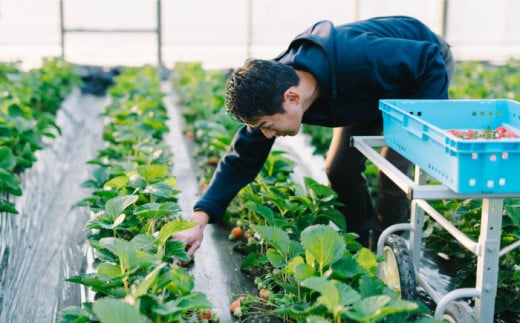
top-left (275, 20), bottom-right (338, 98)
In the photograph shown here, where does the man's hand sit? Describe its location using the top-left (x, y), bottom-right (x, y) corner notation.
top-left (172, 210), bottom-right (210, 265)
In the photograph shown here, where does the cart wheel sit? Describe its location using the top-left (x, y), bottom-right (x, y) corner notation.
top-left (442, 301), bottom-right (475, 323)
top-left (379, 234), bottom-right (417, 300)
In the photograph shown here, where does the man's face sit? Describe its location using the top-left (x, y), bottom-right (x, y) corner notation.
top-left (247, 100), bottom-right (303, 139)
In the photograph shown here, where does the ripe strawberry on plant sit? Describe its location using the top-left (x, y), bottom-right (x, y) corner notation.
top-left (259, 288), bottom-right (270, 300)
top-left (207, 156), bottom-right (219, 166)
top-left (244, 230), bottom-right (252, 242)
top-left (229, 227), bottom-right (244, 240)
top-left (197, 309), bottom-right (212, 321)
top-left (230, 296), bottom-right (245, 317)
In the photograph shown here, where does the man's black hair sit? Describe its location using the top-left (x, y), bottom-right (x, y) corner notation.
top-left (225, 58), bottom-right (299, 124)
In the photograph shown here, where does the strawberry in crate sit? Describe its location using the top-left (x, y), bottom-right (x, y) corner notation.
top-left (448, 126), bottom-right (518, 139)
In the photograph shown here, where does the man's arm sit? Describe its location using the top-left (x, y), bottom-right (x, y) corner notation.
top-left (173, 125), bottom-right (275, 262)
top-left (193, 125), bottom-right (275, 222)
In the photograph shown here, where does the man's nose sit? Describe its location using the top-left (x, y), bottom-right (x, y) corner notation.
top-left (261, 128), bottom-right (276, 138)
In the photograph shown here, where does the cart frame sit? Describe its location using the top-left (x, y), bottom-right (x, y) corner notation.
top-left (351, 136), bottom-right (520, 322)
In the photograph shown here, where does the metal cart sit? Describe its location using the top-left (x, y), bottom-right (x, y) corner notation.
top-left (352, 135), bottom-right (520, 322)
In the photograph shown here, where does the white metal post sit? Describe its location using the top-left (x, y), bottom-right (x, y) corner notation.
top-left (474, 198), bottom-right (503, 322)
top-left (410, 167), bottom-right (427, 271)
top-left (246, 0), bottom-right (252, 58)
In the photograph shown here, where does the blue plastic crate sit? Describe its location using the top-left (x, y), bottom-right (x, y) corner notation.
top-left (379, 99), bottom-right (520, 194)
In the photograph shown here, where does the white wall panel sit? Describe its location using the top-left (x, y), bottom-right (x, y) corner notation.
top-left (0, 0), bottom-right (518, 68)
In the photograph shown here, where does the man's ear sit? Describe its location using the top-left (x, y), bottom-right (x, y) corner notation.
top-left (283, 89), bottom-right (300, 104)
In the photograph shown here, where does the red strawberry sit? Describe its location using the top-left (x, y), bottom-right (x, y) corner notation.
top-left (207, 157), bottom-right (219, 166)
top-left (259, 288), bottom-right (270, 300)
top-left (229, 227), bottom-right (243, 240)
top-left (198, 309), bottom-right (211, 320)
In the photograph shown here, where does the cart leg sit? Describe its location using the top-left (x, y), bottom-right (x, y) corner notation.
top-left (474, 198), bottom-right (503, 322)
top-left (409, 200), bottom-right (424, 272)
top-left (410, 167), bottom-right (427, 270)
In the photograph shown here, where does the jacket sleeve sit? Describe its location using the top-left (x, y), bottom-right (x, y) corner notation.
top-left (364, 35), bottom-right (450, 99)
top-left (193, 125), bottom-right (275, 222)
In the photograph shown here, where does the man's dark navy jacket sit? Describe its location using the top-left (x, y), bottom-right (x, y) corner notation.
top-left (193, 16), bottom-right (450, 222)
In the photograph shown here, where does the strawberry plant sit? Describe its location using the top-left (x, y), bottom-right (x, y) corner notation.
top-left (238, 224), bottom-right (426, 322)
top-left (231, 175), bottom-right (347, 238)
top-left (423, 198), bottom-right (520, 316)
top-left (448, 59), bottom-right (520, 101)
top-left (302, 124), bottom-right (333, 156)
top-left (171, 62), bottom-right (228, 134)
top-left (0, 57), bottom-right (81, 213)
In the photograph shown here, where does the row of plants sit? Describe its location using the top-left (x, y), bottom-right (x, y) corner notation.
top-left (0, 57), bottom-right (81, 214)
top-left (171, 62), bottom-right (438, 322)
top-left (59, 66), bottom-right (215, 322)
